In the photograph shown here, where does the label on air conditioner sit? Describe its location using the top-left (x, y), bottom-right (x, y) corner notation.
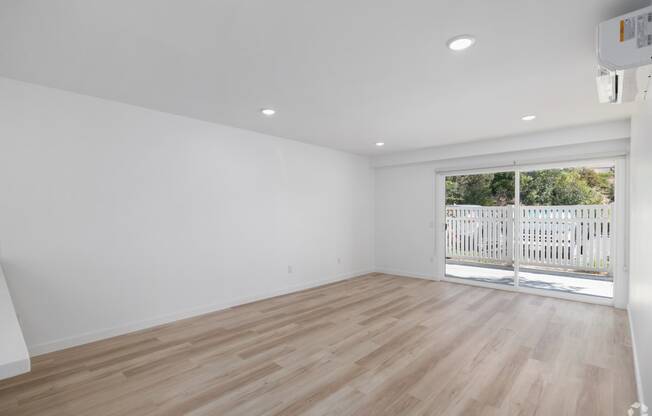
top-left (637, 12), bottom-right (652, 48)
top-left (621, 17), bottom-right (635, 42)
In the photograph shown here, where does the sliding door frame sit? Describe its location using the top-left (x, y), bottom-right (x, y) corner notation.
top-left (435, 156), bottom-right (627, 307)
top-left (514, 170), bottom-right (521, 290)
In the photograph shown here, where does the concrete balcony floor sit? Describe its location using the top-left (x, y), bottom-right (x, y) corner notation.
top-left (445, 261), bottom-right (613, 298)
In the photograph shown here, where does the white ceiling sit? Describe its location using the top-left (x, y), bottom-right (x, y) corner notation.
top-left (0, 0), bottom-right (648, 155)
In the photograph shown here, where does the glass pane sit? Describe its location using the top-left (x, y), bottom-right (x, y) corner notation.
top-left (445, 171), bottom-right (515, 286)
top-left (517, 166), bottom-right (614, 298)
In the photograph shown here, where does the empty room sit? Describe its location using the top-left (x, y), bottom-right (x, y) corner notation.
top-left (1, 1), bottom-right (652, 415)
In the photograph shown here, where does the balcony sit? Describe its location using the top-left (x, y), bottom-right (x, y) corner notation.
top-left (445, 204), bottom-right (613, 298)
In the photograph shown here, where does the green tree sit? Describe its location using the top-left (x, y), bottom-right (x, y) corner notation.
top-left (520, 170), bottom-right (559, 205)
top-left (577, 167), bottom-right (613, 203)
top-left (445, 177), bottom-right (464, 205)
top-left (446, 168), bottom-right (613, 206)
top-left (490, 172), bottom-right (515, 205)
top-left (552, 170), bottom-right (604, 205)
top-left (446, 174), bottom-right (495, 205)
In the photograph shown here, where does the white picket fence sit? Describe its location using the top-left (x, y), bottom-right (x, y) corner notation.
top-left (446, 204), bottom-right (613, 274)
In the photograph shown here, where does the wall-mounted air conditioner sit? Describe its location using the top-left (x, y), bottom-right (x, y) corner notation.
top-left (596, 5), bottom-right (652, 103)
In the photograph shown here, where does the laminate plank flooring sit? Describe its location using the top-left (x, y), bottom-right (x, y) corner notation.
top-left (0, 274), bottom-right (637, 415)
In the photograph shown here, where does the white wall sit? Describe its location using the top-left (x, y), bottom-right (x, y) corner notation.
top-left (374, 130), bottom-right (630, 295)
top-left (0, 77), bottom-right (374, 355)
top-left (375, 164), bottom-right (436, 279)
top-left (629, 97), bottom-right (652, 404)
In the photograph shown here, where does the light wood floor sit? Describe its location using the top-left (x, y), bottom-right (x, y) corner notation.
top-left (0, 274), bottom-right (637, 416)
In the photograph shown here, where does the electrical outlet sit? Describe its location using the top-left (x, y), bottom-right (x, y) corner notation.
top-left (337, 257), bottom-right (341, 264)
top-left (287, 265), bottom-right (293, 274)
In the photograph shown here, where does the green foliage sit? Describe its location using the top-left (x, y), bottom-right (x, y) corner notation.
top-left (446, 174), bottom-right (494, 206)
top-left (446, 168), bottom-right (614, 206)
top-left (490, 172), bottom-right (515, 206)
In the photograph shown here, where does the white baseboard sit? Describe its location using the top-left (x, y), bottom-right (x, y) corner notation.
top-left (628, 306), bottom-right (646, 406)
top-left (28, 269), bottom-right (372, 356)
top-left (374, 268), bottom-right (435, 281)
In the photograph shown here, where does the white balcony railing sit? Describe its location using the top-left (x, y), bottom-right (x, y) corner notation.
top-left (446, 204), bottom-right (613, 274)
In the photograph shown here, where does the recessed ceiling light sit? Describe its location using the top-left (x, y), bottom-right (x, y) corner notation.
top-left (521, 115), bottom-right (536, 121)
top-left (261, 108), bottom-right (276, 116)
top-left (375, 142), bottom-right (385, 147)
top-left (446, 35), bottom-right (476, 51)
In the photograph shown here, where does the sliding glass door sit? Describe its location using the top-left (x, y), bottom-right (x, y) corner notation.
top-left (442, 162), bottom-right (615, 300)
top-left (444, 170), bottom-right (515, 286)
top-left (516, 165), bottom-right (614, 298)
